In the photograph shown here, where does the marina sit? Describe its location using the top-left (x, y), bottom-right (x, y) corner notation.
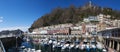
top-left (17, 34), bottom-right (108, 52)
top-left (0, 0), bottom-right (120, 52)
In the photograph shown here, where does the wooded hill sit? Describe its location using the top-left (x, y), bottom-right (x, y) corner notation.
top-left (29, 2), bottom-right (120, 32)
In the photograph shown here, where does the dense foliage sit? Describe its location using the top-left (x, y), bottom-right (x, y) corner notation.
top-left (29, 3), bottom-right (120, 32)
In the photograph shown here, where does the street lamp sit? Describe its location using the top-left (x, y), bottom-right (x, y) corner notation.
top-left (16, 36), bottom-right (18, 48)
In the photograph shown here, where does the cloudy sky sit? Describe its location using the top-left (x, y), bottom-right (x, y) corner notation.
top-left (0, 0), bottom-right (120, 31)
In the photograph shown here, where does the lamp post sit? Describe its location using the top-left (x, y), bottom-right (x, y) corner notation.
top-left (16, 36), bottom-right (18, 48)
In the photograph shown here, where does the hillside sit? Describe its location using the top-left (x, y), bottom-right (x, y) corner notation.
top-left (29, 2), bottom-right (120, 32)
top-left (0, 29), bottom-right (23, 35)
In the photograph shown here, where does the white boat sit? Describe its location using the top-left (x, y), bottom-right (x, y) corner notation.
top-left (75, 45), bottom-right (79, 48)
top-left (69, 44), bottom-right (75, 49)
top-left (36, 50), bottom-right (41, 52)
top-left (96, 42), bottom-right (103, 49)
top-left (62, 44), bottom-right (69, 49)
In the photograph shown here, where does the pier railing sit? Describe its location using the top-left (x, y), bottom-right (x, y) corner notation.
top-left (0, 40), bottom-right (6, 52)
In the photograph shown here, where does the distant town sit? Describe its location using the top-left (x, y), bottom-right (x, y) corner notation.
top-left (31, 14), bottom-right (120, 36)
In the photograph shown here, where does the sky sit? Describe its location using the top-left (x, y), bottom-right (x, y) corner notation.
top-left (0, 0), bottom-right (120, 31)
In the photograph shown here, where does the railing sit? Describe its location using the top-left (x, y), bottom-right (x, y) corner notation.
top-left (0, 40), bottom-right (6, 52)
top-left (101, 36), bottom-right (120, 40)
top-left (26, 34), bottom-right (98, 38)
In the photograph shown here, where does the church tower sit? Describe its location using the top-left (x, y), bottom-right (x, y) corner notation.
top-left (88, 0), bottom-right (92, 7)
